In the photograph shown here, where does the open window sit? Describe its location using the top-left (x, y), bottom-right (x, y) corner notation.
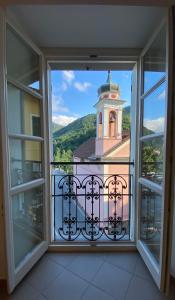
top-left (136, 19), bottom-right (173, 291)
top-left (48, 65), bottom-right (135, 244)
top-left (0, 19), bottom-right (49, 293)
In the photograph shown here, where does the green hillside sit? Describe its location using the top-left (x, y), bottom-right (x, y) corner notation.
top-left (53, 106), bottom-right (131, 162)
top-left (53, 114), bottom-right (96, 154)
top-left (52, 122), bottom-right (63, 133)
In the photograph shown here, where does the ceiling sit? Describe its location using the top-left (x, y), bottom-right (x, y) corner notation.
top-left (8, 5), bottom-right (166, 49)
top-left (2, 0), bottom-right (175, 5)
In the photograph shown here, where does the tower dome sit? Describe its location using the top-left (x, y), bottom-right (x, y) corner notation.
top-left (98, 70), bottom-right (120, 98)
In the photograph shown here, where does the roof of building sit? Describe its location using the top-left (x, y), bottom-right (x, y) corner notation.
top-left (97, 70), bottom-right (120, 97)
top-left (73, 131), bottom-right (130, 160)
top-left (103, 135), bottom-right (130, 157)
top-left (73, 137), bottom-right (96, 159)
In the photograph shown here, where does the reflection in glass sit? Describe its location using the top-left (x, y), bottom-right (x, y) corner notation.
top-left (12, 186), bottom-right (43, 267)
top-left (143, 82), bottom-right (166, 135)
top-left (141, 136), bottom-right (164, 185)
top-left (10, 139), bottom-right (42, 187)
top-left (6, 27), bottom-right (40, 92)
top-left (140, 185), bottom-right (162, 263)
top-left (143, 26), bottom-right (166, 93)
top-left (7, 84), bottom-right (41, 136)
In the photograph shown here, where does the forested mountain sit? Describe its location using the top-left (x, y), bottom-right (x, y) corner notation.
top-left (52, 122), bottom-right (63, 133)
top-left (53, 106), bottom-right (131, 162)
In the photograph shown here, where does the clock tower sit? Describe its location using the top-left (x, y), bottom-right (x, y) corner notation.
top-left (94, 71), bottom-right (125, 157)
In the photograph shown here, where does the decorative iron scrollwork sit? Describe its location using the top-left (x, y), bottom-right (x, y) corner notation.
top-left (52, 166), bottom-right (132, 242)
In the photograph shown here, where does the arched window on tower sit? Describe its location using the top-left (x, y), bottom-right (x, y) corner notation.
top-left (98, 112), bottom-right (102, 138)
top-left (109, 111), bottom-right (117, 137)
top-left (99, 112), bottom-right (102, 124)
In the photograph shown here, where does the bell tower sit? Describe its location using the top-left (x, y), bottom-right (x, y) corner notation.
top-left (94, 71), bottom-right (125, 157)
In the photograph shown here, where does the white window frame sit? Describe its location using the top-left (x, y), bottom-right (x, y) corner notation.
top-left (0, 11), bottom-right (50, 292)
top-left (136, 15), bottom-right (174, 291)
top-left (46, 58), bottom-right (138, 247)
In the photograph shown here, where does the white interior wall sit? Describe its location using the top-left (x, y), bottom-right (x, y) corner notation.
top-left (7, 5), bottom-right (166, 49)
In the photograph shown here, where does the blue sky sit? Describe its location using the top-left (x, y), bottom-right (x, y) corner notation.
top-left (51, 70), bottom-right (132, 126)
top-left (143, 78), bottom-right (165, 133)
top-left (51, 70), bottom-right (166, 132)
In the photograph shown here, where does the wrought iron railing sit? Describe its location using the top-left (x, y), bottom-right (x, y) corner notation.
top-left (51, 161), bottom-right (134, 242)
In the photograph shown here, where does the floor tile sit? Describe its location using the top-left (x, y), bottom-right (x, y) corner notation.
top-left (42, 269), bottom-right (88, 300)
top-left (134, 255), bottom-right (153, 282)
top-left (125, 275), bottom-right (166, 300)
top-left (46, 252), bottom-right (78, 267)
top-left (26, 256), bottom-right (64, 292)
top-left (2, 252), bottom-right (174, 300)
top-left (35, 295), bottom-right (47, 300)
top-left (93, 261), bottom-right (132, 300)
top-left (10, 282), bottom-right (39, 300)
top-left (67, 253), bottom-right (104, 281)
top-left (105, 252), bottom-right (138, 274)
top-left (168, 281), bottom-right (175, 300)
top-left (82, 285), bottom-right (116, 300)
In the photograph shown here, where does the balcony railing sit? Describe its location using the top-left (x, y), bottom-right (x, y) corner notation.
top-left (51, 161), bottom-right (134, 242)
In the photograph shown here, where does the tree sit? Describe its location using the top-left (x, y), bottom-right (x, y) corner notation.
top-left (54, 147), bottom-right (61, 162)
top-left (142, 141), bottom-right (163, 183)
top-left (122, 113), bottom-right (130, 131)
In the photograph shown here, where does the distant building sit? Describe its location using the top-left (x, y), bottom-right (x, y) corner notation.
top-left (73, 72), bottom-right (130, 225)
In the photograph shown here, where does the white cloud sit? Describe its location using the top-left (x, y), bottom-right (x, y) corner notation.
top-left (52, 94), bottom-right (69, 113)
top-left (158, 89), bottom-right (166, 100)
top-left (122, 72), bottom-right (129, 79)
top-left (59, 81), bottom-right (68, 92)
top-left (74, 81), bottom-right (92, 92)
top-left (144, 117), bottom-right (164, 132)
top-left (62, 70), bottom-right (75, 84)
top-left (52, 115), bottom-right (78, 126)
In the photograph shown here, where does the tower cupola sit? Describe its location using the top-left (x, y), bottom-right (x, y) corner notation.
top-left (98, 70), bottom-right (120, 100)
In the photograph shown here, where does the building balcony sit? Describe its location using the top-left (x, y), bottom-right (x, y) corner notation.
top-left (51, 161), bottom-right (133, 242)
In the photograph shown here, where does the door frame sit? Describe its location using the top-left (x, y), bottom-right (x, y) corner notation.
top-left (46, 58), bottom-right (138, 247)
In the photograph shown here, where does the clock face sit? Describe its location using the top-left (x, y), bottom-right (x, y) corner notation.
top-left (101, 93), bottom-right (119, 100)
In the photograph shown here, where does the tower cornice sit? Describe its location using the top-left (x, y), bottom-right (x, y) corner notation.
top-left (94, 98), bottom-right (126, 110)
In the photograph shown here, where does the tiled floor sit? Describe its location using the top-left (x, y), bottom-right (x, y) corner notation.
top-left (1, 252), bottom-right (175, 300)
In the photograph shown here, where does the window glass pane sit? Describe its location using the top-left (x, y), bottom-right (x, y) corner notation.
top-left (7, 84), bottom-right (41, 137)
top-left (12, 186), bottom-right (43, 268)
top-left (143, 82), bottom-right (166, 135)
top-left (32, 116), bottom-right (41, 136)
top-left (10, 139), bottom-right (42, 187)
top-left (140, 185), bottom-right (162, 263)
top-left (143, 26), bottom-right (166, 93)
top-left (141, 136), bottom-right (164, 185)
top-left (6, 27), bottom-right (40, 92)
